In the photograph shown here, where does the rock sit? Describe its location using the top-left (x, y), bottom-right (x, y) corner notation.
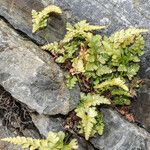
top-left (0, 118), bottom-right (41, 150)
top-left (0, 19), bottom-right (80, 115)
top-left (132, 79), bottom-right (150, 132)
top-left (90, 108), bottom-right (150, 150)
top-left (0, 119), bottom-right (23, 150)
top-left (31, 113), bottom-right (65, 136)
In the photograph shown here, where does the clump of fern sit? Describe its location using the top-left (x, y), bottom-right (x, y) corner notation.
top-left (1, 131), bottom-right (78, 150)
top-left (41, 19), bottom-right (147, 139)
top-left (32, 5), bottom-right (147, 140)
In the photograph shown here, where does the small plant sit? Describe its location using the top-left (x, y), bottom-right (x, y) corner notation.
top-left (2, 5), bottom-right (147, 147)
top-left (1, 131), bottom-right (78, 150)
top-left (42, 15), bottom-right (147, 139)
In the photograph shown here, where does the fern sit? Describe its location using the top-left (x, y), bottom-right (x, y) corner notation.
top-left (1, 131), bottom-right (78, 150)
top-left (66, 75), bottom-right (78, 89)
top-left (32, 5), bottom-right (62, 33)
top-left (94, 78), bottom-right (129, 91)
top-left (110, 28), bottom-right (148, 48)
top-left (75, 93), bottom-right (110, 140)
top-left (63, 20), bottom-right (105, 43)
top-left (31, 6), bottom-right (147, 141)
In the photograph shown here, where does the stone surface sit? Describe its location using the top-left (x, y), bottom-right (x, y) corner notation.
top-left (0, 118), bottom-right (40, 150)
top-left (132, 79), bottom-right (150, 132)
top-left (0, 19), bottom-right (80, 115)
top-left (90, 108), bottom-right (150, 150)
top-left (31, 113), bottom-right (65, 136)
top-left (0, 120), bottom-right (23, 150)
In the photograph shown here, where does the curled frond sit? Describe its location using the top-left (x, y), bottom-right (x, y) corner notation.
top-left (32, 5), bottom-right (62, 33)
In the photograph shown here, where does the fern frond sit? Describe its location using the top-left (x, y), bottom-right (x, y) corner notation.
top-left (66, 75), bottom-right (78, 89)
top-left (75, 107), bottom-right (97, 140)
top-left (95, 78), bottom-right (129, 91)
top-left (80, 93), bottom-right (111, 108)
top-left (1, 136), bottom-right (42, 150)
top-left (32, 5), bottom-right (62, 33)
top-left (63, 20), bottom-right (105, 43)
top-left (110, 28), bottom-right (148, 48)
top-left (113, 96), bottom-right (131, 105)
top-left (93, 112), bottom-right (104, 135)
top-left (1, 131), bottom-right (78, 150)
top-left (96, 65), bottom-right (113, 76)
top-left (111, 89), bottom-right (132, 97)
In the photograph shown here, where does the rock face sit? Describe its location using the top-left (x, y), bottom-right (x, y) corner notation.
top-left (90, 108), bottom-right (150, 150)
top-left (132, 79), bottom-right (150, 132)
top-left (0, 119), bottom-right (22, 150)
top-left (0, 118), bottom-right (40, 150)
top-left (31, 113), bottom-right (65, 136)
top-left (0, 19), bottom-right (80, 115)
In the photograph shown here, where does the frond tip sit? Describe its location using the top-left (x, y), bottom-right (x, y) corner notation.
top-left (32, 5), bottom-right (62, 33)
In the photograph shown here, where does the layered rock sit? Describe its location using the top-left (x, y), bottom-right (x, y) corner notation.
top-left (0, 19), bottom-right (80, 115)
top-left (90, 109), bottom-right (150, 150)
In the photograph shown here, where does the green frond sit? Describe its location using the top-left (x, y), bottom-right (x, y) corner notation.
top-left (72, 57), bottom-right (85, 73)
top-left (32, 5), bottom-right (62, 33)
top-left (113, 96), bottom-right (131, 105)
top-left (93, 112), bottom-right (104, 135)
top-left (111, 89), bottom-right (132, 97)
top-left (110, 28), bottom-right (148, 48)
top-left (96, 65), bottom-right (113, 76)
top-left (1, 131), bottom-right (78, 150)
top-left (63, 20), bottom-right (105, 43)
top-left (66, 75), bottom-right (78, 89)
top-left (75, 107), bottom-right (98, 140)
top-left (95, 78), bottom-right (129, 91)
top-left (80, 93), bottom-right (111, 108)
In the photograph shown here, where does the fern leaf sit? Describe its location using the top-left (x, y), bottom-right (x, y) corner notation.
top-left (95, 78), bottom-right (129, 91)
top-left (80, 93), bottom-right (111, 108)
top-left (110, 28), bottom-right (148, 48)
top-left (72, 57), bottom-right (85, 73)
top-left (111, 89), bottom-right (132, 97)
top-left (96, 65), bottom-right (112, 76)
top-left (1, 131), bottom-right (78, 150)
top-left (75, 107), bottom-right (97, 140)
top-left (113, 96), bottom-right (131, 105)
top-left (63, 20), bottom-right (105, 43)
top-left (1, 137), bottom-right (41, 149)
top-left (32, 5), bottom-right (62, 33)
top-left (94, 112), bottom-right (104, 135)
top-left (66, 75), bottom-right (78, 89)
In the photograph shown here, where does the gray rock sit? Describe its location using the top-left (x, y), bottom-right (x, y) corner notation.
top-left (0, 19), bottom-right (80, 115)
top-left (0, 118), bottom-right (40, 150)
top-left (0, 119), bottom-right (23, 150)
top-left (90, 108), bottom-right (150, 150)
top-left (132, 79), bottom-right (150, 132)
top-left (31, 113), bottom-right (65, 137)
